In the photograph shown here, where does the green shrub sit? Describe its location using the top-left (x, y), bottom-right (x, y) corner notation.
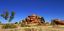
top-left (2, 24), bottom-right (17, 29)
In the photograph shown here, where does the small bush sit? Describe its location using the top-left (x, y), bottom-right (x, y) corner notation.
top-left (2, 24), bottom-right (17, 29)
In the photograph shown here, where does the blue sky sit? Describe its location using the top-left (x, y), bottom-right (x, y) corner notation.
top-left (0, 0), bottom-right (64, 23)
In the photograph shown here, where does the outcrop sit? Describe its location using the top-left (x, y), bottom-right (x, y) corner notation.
top-left (51, 19), bottom-right (64, 25)
top-left (21, 14), bottom-right (45, 25)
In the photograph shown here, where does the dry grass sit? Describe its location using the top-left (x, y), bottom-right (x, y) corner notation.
top-left (0, 25), bottom-right (64, 31)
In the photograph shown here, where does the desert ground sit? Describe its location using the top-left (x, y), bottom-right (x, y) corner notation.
top-left (0, 25), bottom-right (64, 31)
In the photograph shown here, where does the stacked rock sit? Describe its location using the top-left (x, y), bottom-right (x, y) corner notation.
top-left (21, 14), bottom-right (45, 25)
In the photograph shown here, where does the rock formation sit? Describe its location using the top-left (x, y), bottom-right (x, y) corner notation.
top-left (21, 14), bottom-right (45, 25)
top-left (51, 19), bottom-right (64, 25)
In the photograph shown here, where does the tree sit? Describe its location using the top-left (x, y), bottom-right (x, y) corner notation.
top-left (0, 21), bottom-right (1, 24)
top-left (9, 11), bottom-right (15, 22)
top-left (15, 22), bottom-right (18, 24)
top-left (1, 11), bottom-right (15, 23)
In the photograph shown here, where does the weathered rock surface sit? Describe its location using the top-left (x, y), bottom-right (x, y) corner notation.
top-left (51, 19), bottom-right (64, 25)
top-left (21, 14), bottom-right (45, 25)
